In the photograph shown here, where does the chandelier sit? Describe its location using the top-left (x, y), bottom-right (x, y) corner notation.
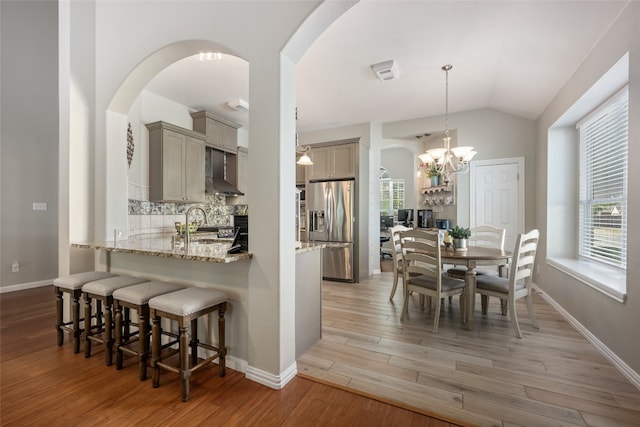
top-left (295, 107), bottom-right (313, 166)
top-left (418, 65), bottom-right (476, 183)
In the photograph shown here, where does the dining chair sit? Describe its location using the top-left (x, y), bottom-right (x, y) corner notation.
top-left (447, 224), bottom-right (508, 314)
top-left (388, 224), bottom-right (411, 301)
top-left (475, 229), bottom-right (540, 338)
top-left (399, 229), bottom-right (465, 333)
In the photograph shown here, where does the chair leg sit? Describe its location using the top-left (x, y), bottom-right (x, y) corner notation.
top-left (481, 295), bottom-right (489, 314)
top-left (84, 295), bottom-right (92, 358)
top-left (189, 319), bottom-right (198, 366)
top-left (509, 298), bottom-right (522, 338)
top-left (459, 293), bottom-right (466, 324)
top-left (218, 304), bottom-right (226, 377)
top-left (179, 325), bottom-right (190, 402)
top-left (115, 302), bottom-right (123, 370)
top-left (432, 296), bottom-right (441, 334)
top-left (105, 300), bottom-right (114, 366)
top-left (72, 293), bottom-right (81, 353)
top-left (389, 270), bottom-right (398, 301)
top-left (55, 287), bottom-right (64, 346)
top-left (400, 287), bottom-right (410, 321)
top-left (151, 314), bottom-right (161, 388)
top-left (525, 294), bottom-right (539, 330)
top-left (500, 298), bottom-right (508, 315)
top-left (139, 307), bottom-right (149, 381)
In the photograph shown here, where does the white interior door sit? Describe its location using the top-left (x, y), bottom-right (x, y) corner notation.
top-left (470, 158), bottom-right (524, 250)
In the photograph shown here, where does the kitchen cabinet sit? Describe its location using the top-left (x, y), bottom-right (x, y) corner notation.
top-left (235, 147), bottom-right (249, 203)
top-left (191, 110), bottom-right (240, 153)
top-left (308, 143), bottom-right (356, 180)
top-left (146, 121), bottom-right (205, 203)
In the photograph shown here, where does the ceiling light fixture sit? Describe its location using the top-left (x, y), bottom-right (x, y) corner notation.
top-left (198, 52), bottom-right (222, 61)
top-left (418, 65), bottom-right (476, 183)
top-left (295, 108), bottom-right (313, 166)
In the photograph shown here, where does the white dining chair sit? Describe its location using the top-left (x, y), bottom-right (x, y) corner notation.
top-left (399, 229), bottom-right (465, 333)
top-left (447, 224), bottom-right (508, 314)
top-left (475, 229), bottom-right (540, 338)
top-left (388, 224), bottom-right (411, 301)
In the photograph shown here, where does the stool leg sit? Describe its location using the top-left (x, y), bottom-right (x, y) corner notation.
top-left (124, 308), bottom-right (131, 341)
top-left (55, 287), bottom-right (64, 346)
top-left (151, 313), bottom-right (161, 388)
top-left (115, 302), bottom-right (123, 370)
top-left (179, 325), bottom-right (190, 402)
top-left (189, 318), bottom-right (198, 366)
top-left (84, 295), bottom-right (93, 358)
top-left (139, 306), bottom-right (149, 381)
top-left (218, 303), bottom-right (226, 377)
top-left (105, 299), bottom-right (113, 366)
top-left (72, 291), bottom-right (82, 353)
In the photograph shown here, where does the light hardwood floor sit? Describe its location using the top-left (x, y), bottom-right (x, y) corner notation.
top-left (0, 285), bottom-right (456, 426)
top-left (297, 272), bottom-right (640, 427)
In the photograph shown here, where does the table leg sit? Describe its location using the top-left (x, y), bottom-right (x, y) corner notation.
top-left (465, 264), bottom-right (477, 331)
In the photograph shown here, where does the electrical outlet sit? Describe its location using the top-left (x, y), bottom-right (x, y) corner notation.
top-left (33, 202), bottom-right (48, 211)
top-left (12, 262), bottom-right (19, 273)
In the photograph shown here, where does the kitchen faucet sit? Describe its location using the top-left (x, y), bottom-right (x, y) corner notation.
top-left (184, 205), bottom-right (208, 251)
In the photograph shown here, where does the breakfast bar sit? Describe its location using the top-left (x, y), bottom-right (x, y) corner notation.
top-left (69, 235), bottom-right (324, 372)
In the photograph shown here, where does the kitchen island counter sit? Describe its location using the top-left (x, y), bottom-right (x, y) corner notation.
top-left (72, 233), bottom-right (251, 263)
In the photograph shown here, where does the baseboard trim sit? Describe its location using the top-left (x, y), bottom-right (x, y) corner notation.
top-left (0, 279), bottom-right (52, 293)
top-left (245, 361), bottom-right (297, 390)
top-left (534, 284), bottom-right (640, 391)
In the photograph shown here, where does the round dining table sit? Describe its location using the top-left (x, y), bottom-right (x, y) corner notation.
top-left (441, 246), bottom-right (512, 331)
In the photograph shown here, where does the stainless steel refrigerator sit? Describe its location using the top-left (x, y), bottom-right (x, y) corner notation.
top-left (307, 179), bottom-right (355, 282)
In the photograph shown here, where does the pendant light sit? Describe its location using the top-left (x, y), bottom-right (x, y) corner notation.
top-left (418, 65), bottom-right (476, 182)
top-left (295, 107), bottom-right (313, 165)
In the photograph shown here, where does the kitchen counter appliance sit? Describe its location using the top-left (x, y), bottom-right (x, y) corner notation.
top-left (308, 179), bottom-right (355, 282)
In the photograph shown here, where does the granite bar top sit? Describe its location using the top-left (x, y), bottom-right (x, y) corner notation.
top-left (72, 233), bottom-right (251, 263)
top-left (295, 242), bottom-right (327, 254)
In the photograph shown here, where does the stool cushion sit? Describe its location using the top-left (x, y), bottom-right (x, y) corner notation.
top-left (54, 271), bottom-right (118, 290)
top-left (113, 281), bottom-right (185, 305)
top-left (82, 275), bottom-right (150, 297)
top-left (149, 287), bottom-right (227, 316)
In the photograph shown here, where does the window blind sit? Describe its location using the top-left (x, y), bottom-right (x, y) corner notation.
top-left (577, 87), bottom-right (628, 269)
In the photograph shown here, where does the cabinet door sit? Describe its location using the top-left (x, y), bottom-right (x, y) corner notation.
top-left (206, 117), bottom-right (224, 149)
top-left (162, 129), bottom-right (186, 202)
top-left (331, 144), bottom-right (356, 178)
top-left (183, 135), bottom-right (205, 202)
top-left (222, 124), bottom-right (238, 152)
top-left (308, 147), bottom-right (331, 180)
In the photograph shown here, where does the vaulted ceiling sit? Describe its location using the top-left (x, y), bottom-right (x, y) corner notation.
top-left (145, 0), bottom-right (628, 136)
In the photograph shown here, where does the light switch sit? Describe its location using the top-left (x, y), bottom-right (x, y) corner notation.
top-left (33, 202), bottom-right (48, 211)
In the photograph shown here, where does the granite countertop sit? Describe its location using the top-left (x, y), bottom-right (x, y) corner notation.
top-left (72, 233), bottom-right (252, 263)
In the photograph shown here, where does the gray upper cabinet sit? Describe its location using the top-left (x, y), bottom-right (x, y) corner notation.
top-left (296, 155), bottom-right (307, 185)
top-left (191, 110), bottom-right (240, 153)
top-left (308, 143), bottom-right (356, 180)
top-left (146, 121), bottom-right (205, 203)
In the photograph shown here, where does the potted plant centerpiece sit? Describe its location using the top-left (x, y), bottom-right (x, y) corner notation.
top-left (448, 225), bottom-right (471, 251)
top-left (427, 163), bottom-right (441, 187)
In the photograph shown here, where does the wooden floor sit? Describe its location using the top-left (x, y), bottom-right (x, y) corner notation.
top-left (297, 272), bottom-right (640, 427)
top-left (0, 286), bottom-right (456, 427)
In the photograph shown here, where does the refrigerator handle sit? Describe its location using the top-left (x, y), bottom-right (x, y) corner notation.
top-left (326, 186), bottom-right (333, 235)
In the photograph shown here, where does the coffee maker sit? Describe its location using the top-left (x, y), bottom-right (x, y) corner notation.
top-left (416, 209), bottom-right (433, 228)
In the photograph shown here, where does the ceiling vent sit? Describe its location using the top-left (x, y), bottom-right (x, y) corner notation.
top-left (227, 98), bottom-right (249, 111)
top-left (371, 60), bottom-right (400, 81)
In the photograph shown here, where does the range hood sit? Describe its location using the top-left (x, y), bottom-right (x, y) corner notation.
top-left (206, 148), bottom-right (244, 196)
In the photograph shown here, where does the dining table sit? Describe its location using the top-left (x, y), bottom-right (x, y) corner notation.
top-left (441, 246), bottom-right (512, 331)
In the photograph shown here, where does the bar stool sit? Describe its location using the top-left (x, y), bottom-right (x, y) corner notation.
top-left (54, 271), bottom-right (118, 353)
top-left (82, 275), bottom-right (150, 365)
top-left (150, 287), bottom-right (227, 402)
top-left (112, 281), bottom-right (186, 380)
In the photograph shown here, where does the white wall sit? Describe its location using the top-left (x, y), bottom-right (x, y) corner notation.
top-left (383, 108), bottom-right (537, 231)
top-left (536, 2), bottom-right (640, 376)
top-left (1, 1), bottom-right (59, 290)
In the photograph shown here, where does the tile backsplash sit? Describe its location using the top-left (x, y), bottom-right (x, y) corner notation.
top-left (127, 186), bottom-right (247, 236)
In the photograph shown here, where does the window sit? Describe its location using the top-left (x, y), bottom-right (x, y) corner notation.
top-left (577, 86), bottom-right (628, 269)
top-left (379, 168), bottom-right (404, 216)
